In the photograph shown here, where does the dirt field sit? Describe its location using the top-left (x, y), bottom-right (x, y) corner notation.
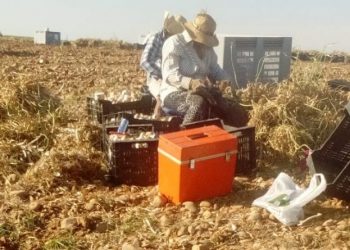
top-left (0, 37), bottom-right (349, 250)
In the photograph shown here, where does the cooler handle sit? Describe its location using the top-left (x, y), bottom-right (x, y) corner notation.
top-left (187, 133), bottom-right (208, 140)
top-left (188, 152), bottom-right (233, 170)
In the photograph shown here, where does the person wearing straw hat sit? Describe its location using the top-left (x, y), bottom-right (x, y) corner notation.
top-left (160, 12), bottom-right (248, 125)
top-left (140, 12), bottom-right (186, 118)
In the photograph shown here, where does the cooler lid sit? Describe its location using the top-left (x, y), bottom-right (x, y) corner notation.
top-left (159, 125), bottom-right (236, 161)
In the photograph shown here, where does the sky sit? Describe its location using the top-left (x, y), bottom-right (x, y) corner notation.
top-left (0, 0), bottom-right (349, 52)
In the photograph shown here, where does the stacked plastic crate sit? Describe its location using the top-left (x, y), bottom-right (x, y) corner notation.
top-left (308, 102), bottom-right (350, 201)
top-left (214, 36), bottom-right (292, 88)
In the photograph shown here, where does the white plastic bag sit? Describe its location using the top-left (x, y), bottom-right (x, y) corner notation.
top-left (252, 172), bottom-right (326, 226)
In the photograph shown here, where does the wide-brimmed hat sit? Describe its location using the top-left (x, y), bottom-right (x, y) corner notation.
top-left (163, 13), bottom-right (187, 35)
top-left (183, 13), bottom-right (219, 47)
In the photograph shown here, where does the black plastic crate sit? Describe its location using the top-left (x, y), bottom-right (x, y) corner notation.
top-left (103, 112), bottom-right (182, 133)
top-left (103, 124), bottom-right (158, 186)
top-left (102, 123), bottom-right (155, 153)
top-left (182, 119), bottom-right (256, 175)
top-left (86, 97), bottom-right (101, 122)
top-left (224, 125), bottom-right (257, 175)
top-left (308, 102), bottom-right (350, 201)
top-left (181, 118), bottom-right (224, 129)
top-left (86, 93), bottom-right (155, 123)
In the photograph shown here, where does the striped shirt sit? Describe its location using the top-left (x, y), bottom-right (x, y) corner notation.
top-left (160, 31), bottom-right (228, 101)
top-left (140, 31), bottom-right (166, 80)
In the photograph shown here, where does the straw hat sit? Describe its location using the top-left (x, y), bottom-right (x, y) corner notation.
top-left (163, 13), bottom-right (187, 35)
top-left (183, 13), bottom-right (219, 47)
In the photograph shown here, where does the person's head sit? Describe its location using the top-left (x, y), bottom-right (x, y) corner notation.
top-left (163, 13), bottom-right (187, 38)
top-left (183, 12), bottom-right (219, 47)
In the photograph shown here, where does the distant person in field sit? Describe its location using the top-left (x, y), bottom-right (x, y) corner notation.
top-left (160, 12), bottom-right (248, 126)
top-left (140, 12), bottom-right (186, 118)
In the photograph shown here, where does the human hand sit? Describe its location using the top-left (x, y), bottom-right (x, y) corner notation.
top-left (204, 76), bottom-right (215, 89)
top-left (190, 80), bottom-right (217, 106)
top-left (217, 80), bottom-right (231, 93)
top-left (190, 79), bottom-right (208, 92)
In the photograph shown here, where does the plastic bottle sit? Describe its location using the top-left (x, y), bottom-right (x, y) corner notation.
top-left (117, 118), bottom-right (129, 133)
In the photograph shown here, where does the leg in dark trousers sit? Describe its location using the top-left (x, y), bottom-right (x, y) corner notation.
top-left (163, 91), bottom-right (209, 124)
top-left (210, 89), bottom-right (249, 127)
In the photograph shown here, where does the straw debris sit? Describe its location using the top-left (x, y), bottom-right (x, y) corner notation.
top-left (1, 36), bottom-right (349, 249)
top-left (236, 61), bottom-right (349, 162)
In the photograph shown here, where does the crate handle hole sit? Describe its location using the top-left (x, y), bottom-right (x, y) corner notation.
top-left (132, 143), bottom-right (149, 149)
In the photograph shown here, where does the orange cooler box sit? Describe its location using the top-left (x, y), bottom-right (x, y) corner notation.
top-left (158, 125), bottom-right (238, 204)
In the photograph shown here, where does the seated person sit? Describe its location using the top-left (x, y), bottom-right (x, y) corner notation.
top-left (140, 12), bottom-right (186, 118)
top-left (160, 12), bottom-right (248, 126)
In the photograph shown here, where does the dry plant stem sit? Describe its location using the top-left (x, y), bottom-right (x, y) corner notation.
top-left (26, 133), bottom-right (47, 147)
top-left (144, 218), bottom-right (157, 234)
top-left (298, 213), bottom-right (322, 226)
